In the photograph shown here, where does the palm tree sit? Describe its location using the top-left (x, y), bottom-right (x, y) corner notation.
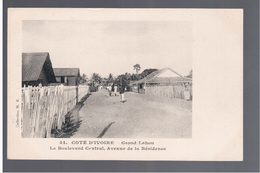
top-left (79, 73), bottom-right (88, 85)
top-left (125, 72), bottom-right (131, 84)
top-left (133, 64), bottom-right (141, 74)
top-left (108, 73), bottom-right (114, 83)
top-left (91, 73), bottom-right (101, 86)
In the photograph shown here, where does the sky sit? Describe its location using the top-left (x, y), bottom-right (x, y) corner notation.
top-left (22, 20), bottom-right (192, 78)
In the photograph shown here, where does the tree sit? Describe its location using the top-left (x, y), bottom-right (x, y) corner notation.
top-left (130, 73), bottom-right (138, 81)
top-left (101, 77), bottom-right (107, 86)
top-left (133, 64), bottom-right (141, 74)
top-left (79, 74), bottom-right (88, 85)
top-left (117, 74), bottom-right (128, 86)
top-left (140, 68), bottom-right (158, 79)
top-left (90, 73), bottom-right (102, 86)
top-left (108, 73), bottom-right (114, 83)
top-left (125, 73), bottom-right (131, 81)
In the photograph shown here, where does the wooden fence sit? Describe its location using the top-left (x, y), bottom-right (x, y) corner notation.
top-left (145, 83), bottom-right (192, 100)
top-left (78, 85), bottom-right (90, 101)
top-left (21, 85), bottom-right (89, 138)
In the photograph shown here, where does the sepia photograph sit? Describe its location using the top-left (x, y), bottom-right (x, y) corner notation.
top-left (21, 20), bottom-right (192, 138)
top-left (7, 8), bottom-right (243, 161)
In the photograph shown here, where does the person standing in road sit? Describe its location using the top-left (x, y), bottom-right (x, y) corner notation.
top-left (107, 84), bottom-right (112, 96)
top-left (119, 82), bottom-right (126, 103)
top-left (111, 83), bottom-right (114, 93)
top-left (114, 85), bottom-right (118, 96)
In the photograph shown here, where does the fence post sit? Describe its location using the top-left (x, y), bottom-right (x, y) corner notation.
top-left (76, 86), bottom-right (78, 103)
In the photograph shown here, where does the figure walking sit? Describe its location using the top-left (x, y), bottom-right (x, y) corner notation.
top-left (119, 82), bottom-right (126, 103)
top-left (107, 84), bottom-right (112, 96)
top-left (114, 85), bottom-right (118, 96)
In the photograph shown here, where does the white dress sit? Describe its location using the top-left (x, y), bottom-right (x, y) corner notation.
top-left (114, 86), bottom-right (118, 95)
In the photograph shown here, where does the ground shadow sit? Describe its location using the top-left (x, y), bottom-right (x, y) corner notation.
top-left (97, 122), bottom-right (115, 138)
top-left (51, 93), bottom-right (91, 138)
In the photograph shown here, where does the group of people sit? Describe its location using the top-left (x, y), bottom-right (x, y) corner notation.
top-left (107, 83), bottom-right (126, 103)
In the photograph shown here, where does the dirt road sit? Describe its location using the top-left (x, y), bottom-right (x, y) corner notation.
top-left (71, 89), bottom-right (192, 138)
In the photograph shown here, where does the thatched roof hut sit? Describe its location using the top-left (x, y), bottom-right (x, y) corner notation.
top-left (22, 52), bottom-right (56, 87)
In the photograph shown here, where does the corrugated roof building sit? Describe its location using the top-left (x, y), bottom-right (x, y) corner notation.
top-left (53, 68), bottom-right (80, 86)
top-left (22, 52), bottom-right (56, 87)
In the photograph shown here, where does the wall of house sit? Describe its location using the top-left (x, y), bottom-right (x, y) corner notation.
top-left (131, 84), bottom-right (145, 94)
top-left (139, 84), bottom-right (145, 94)
top-left (54, 76), bottom-right (78, 86)
top-left (22, 75), bottom-right (49, 87)
top-left (67, 76), bottom-right (76, 86)
top-left (145, 83), bottom-right (192, 100)
top-left (131, 85), bottom-right (139, 93)
top-left (56, 77), bottom-right (61, 83)
top-left (22, 81), bottom-right (40, 87)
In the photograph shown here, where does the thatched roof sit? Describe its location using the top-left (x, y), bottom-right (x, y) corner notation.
top-left (132, 67), bottom-right (191, 85)
top-left (22, 52), bottom-right (56, 83)
top-left (54, 68), bottom-right (80, 77)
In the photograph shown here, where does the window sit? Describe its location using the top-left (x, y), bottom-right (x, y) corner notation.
top-left (61, 77), bottom-right (65, 83)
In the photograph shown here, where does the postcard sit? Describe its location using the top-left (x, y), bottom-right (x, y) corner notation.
top-left (7, 8), bottom-right (243, 160)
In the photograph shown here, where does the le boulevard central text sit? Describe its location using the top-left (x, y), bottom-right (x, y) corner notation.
top-left (49, 140), bottom-right (166, 151)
